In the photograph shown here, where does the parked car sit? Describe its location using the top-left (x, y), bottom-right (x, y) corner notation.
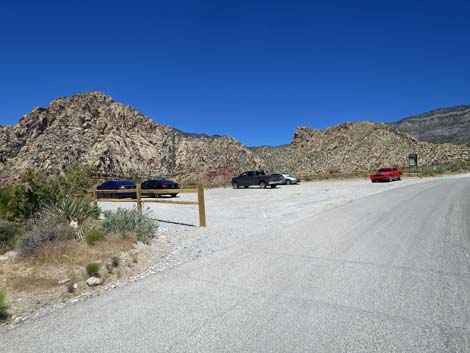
top-left (96, 180), bottom-right (136, 199)
top-left (281, 172), bottom-right (300, 185)
top-left (370, 167), bottom-right (402, 183)
top-left (141, 179), bottom-right (180, 198)
top-left (231, 170), bottom-right (283, 189)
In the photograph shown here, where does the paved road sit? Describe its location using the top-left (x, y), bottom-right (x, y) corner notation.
top-left (2, 177), bottom-right (470, 352)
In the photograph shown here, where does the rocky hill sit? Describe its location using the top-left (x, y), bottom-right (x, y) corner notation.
top-left (1, 92), bottom-right (469, 182)
top-left (0, 92), bottom-right (262, 182)
top-left (390, 105), bottom-right (470, 145)
top-left (251, 122), bottom-right (470, 176)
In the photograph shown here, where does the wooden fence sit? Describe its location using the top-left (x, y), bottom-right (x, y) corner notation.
top-left (88, 184), bottom-right (206, 227)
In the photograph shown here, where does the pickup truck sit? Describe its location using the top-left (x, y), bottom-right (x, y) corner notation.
top-left (231, 170), bottom-right (283, 189)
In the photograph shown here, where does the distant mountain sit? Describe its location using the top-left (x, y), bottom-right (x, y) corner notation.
top-left (174, 129), bottom-right (223, 139)
top-left (390, 105), bottom-right (470, 145)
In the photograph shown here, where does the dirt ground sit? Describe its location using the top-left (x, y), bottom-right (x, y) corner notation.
top-left (0, 234), bottom-right (171, 323)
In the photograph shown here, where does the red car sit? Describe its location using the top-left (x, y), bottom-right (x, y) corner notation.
top-left (370, 167), bottom-right (402, 183)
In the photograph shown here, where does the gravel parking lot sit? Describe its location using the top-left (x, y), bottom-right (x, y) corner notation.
top-left (99, 176), bottom-right (453, 272)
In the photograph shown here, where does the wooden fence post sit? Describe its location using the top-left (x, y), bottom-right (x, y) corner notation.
top-left (92, 185), bottom-right (97, 207)
top-left (197, 184), bottom-right (206, 227)
top-left (136, 183), bottom-right (142, 213)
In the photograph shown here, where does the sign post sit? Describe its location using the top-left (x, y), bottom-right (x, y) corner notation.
top-left (408, 153), bottom-right (418, 174)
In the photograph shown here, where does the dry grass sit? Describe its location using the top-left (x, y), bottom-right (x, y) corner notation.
top-left (28, 233), bottom-right (136, 268)
top-left (0, 232), bottom-right (170, 321)
top-left (0, 243), bottom-right (13, 255)
top-left (4, 234), bottom-right (136, 293)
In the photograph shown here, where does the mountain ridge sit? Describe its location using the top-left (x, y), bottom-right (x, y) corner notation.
top-left (390, 105), bottom-right (470, 145)
top-left (1, 91), bottom-right (469, 181)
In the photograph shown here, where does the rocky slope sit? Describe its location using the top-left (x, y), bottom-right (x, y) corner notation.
top-left (251, 122), bottom-right (470, 176)
top-left (391, 105), bottom-right (470, 145)
top-left (1, 92), bottom-right (469, 181)
top-left (0, 92), bottom-right (262, 182)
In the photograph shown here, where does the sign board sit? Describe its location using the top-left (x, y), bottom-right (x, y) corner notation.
top-left (408, 153), bottom-right (418, 167)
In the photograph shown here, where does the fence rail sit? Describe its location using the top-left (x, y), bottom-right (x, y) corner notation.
top-left (88, 184), bottom-right (206, 227)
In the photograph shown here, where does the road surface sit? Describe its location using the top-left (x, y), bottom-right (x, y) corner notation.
top-left (2, 177), bottom-right (470, 352)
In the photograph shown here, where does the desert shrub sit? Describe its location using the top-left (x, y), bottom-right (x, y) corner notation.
top-left (102, 208), bottom-right (157, 244)
top-left (42, 196), bottom-right (100, 225)
top-left (0, 184), bottom-right (39, 222)
top-left (0, 165), bottom-right (95, 223)
top-left (0, 221), bottom-right (22, 247)
top-left (16, 220), bottom-right (76, 256)
top-left (111, 255), bottom-right (120, 267)
top-left (0, 289), bottom-right (8, 319)
top-left (84, 227), bottom-right (105, 245)
top-left (51, 163), bottom-right (94, 202)
top-left (85, 262), bottom-right (101, 277)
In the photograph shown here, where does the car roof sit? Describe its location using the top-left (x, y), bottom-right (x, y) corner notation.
top-left (146, 179), bottom-right (176, 183)
top-left (108, 179), bottom-right (134, 184)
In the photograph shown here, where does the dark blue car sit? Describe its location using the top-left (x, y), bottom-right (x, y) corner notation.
top-left (96, 180), bottom-right (136, 199)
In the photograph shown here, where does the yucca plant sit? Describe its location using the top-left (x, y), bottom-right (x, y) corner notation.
top-left (42, 197), bottom-right (100, 240)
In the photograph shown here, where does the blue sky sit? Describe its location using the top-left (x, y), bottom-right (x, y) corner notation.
top-left (1, 0), bottom-right (469, 146)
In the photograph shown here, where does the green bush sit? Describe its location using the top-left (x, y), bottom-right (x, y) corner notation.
top-left (0, 289), bottom-right (8, 320)
top-left (0, 164), bottom-right (95, 223)
top-left (85, 262), bottom-right (101, 277)
top-left (102, 208), bottom-right (158, 244)
top-left (0, 221), bottom-right (21, 247)
top-left (0, 184), bottom-right (39, 222)
top-left (16, 220), bottom-right (76, 256)
top-left (42, 196), bottom-right (100, 225)
top-left (84, 227), bottom-right (105, 245)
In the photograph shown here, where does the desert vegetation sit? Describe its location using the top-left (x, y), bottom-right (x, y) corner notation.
top-left (0, 163), bottom-right (160, 322)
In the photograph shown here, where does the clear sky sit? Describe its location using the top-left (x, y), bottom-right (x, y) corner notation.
top-left (1, 0), bottom-right (469, 146)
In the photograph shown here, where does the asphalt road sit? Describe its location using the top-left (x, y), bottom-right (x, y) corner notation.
top-left (2, 177), bottom-right (470, 352)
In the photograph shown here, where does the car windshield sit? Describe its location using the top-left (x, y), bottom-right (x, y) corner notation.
top-left (115, 180), bottom-right (133, 186)
top-left (377, 168), bottom-right (392, 173)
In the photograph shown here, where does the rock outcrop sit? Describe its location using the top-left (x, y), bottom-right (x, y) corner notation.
top-left (0, 92), bottom-right (262, 181)
top-left (251, 122), bottom-right (470, 175)
top-left (390, 105), bottom-right (470, 145)
top-left (1, 92), bottom-right (469, 181)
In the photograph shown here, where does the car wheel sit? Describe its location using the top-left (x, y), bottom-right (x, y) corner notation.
top-left (388, 176), bottom-right (393, 182)
top-left (286, 180), bottom-right (291, 185)
top-left (271, 184), bottom-right (277, 189)
top-left (398, 176), bottom-right (401, 180)
top-left (244, 186), bottom-right (249, 189)
top-left (171, 194), bottom-right (177, 198)
top-left (259, 181), bottom-right (267, 189)
top-left (232, 182), bottom-right (239, 189)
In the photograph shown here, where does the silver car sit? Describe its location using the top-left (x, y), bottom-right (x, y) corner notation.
top-left (281, 172), bottom-right (300, 185)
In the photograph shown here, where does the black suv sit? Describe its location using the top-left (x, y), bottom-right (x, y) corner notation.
top-left (231, 170), bottom-right (283, 189)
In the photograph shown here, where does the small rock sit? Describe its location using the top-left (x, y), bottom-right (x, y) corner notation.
top-left (86, 276), bottom-right (103, 286)
top-left (0, 250), bottom-right (17, 262)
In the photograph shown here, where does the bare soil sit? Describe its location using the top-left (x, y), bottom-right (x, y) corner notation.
top-left (0, 234), bottom-right (170, 322)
